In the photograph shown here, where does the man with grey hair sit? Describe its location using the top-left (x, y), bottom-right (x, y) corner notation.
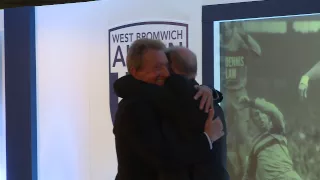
top-left (113, 39), bottom-right (224, 180)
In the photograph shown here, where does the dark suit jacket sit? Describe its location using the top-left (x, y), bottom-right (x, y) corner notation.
top-left (159, 75), bottom-right (229, 180)
top-left (113, 76), bottom-right (213, 180)
top-left (114, 74), bottom-right (229, 180)
top-left (189, 79), bottom-right (229, 180)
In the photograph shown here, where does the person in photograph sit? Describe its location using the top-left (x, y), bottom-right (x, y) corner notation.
top-left (113, 39), bottom-right (224, 180)
top-left (220, 21), bottom-right (262, 177)
top-left (239, 96), bottom-right (301, 180)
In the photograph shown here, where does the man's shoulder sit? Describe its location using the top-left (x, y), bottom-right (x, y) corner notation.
top-left (114, 98), bottom-right (150, 131)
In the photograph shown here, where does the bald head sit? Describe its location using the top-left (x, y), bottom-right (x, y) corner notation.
top-left (165, 46), bottom-right (197, 79)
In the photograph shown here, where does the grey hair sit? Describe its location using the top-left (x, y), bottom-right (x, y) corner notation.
top-left (165, 46), bottom-right (197, 76)
top-left (126, 38), bottom-right (166, 73)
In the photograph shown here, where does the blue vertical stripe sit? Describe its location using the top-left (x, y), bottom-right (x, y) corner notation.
top-left (4, 7), bottom-right (37, 180)
top-left (0, 32), bottom-right (3, 135)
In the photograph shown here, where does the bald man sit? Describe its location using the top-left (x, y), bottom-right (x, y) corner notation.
top-left (166, 46), bottom-right (222, 110)
top-left (166, 46), bottom-right (223, 101)
top-left (165, 46), bottom-right (229, 180)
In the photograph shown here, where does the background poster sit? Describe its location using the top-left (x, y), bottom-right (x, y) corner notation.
top-left (216, 14), bottom-right (320, 180)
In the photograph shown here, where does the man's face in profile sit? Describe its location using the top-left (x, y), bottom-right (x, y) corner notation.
top-left (133, 49), bottom-right (169, 86)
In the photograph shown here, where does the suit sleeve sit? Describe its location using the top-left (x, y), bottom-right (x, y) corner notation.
top-left (123, 100), bottom-right (212, 171)
top-left (212, 104), bottom-right (230, 179)
top-left (166, 76), bottom-right (230, 178)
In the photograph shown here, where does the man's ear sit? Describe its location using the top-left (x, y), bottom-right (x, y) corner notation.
top-left (165, 51), bottom-right (172, 63)
top-left (130, 67), bottom-right (144, 81)
top-left (129, 67), bottom-right (137, 76)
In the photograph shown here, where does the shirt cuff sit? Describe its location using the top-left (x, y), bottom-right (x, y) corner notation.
top-left (203, 132), bottom-right (213, 150)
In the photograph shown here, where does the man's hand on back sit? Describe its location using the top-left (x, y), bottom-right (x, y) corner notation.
top-left (205, 109), bottom-right (224, 143)
top-left (194, 85), bottom-right (213, 113)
